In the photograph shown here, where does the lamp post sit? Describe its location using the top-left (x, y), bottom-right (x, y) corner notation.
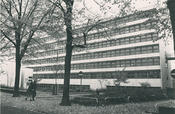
top-left (7, 73), bottom-right (9, 87)
top-left (78, 71), bottom-right (83, 85)
top-left (55, 74), bottom-right (58, 95)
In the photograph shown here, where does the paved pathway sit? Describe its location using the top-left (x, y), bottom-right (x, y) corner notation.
top-left (1, 105), bottom-right (47, 114)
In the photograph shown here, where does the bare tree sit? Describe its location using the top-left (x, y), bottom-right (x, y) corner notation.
top-left (145, 8), bottom-right (173, 42)
top-left (53, 43), bottom-right (64, 95)
top-left (113, 67), bottom-right (128, 86)
top-left (0, 0), bottom-right (54, 97)
top-left (46, 0), bottom-right (133, 106)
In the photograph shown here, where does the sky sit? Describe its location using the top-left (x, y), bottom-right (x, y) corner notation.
top-left (74, 0), bottom-right (167, 19)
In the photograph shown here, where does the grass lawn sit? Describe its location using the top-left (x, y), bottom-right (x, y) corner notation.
top-left (1, 91), bottom-right (174, 114)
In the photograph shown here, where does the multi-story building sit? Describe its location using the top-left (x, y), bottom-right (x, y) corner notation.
top-left (23, 8), bottom-right (175, 90)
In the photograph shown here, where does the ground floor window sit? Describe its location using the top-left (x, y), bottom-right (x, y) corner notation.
top-left (34, 70), bottom-right (160, 79)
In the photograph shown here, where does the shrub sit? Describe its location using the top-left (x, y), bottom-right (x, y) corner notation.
top-left (140, 82), bottom-right (151, 87)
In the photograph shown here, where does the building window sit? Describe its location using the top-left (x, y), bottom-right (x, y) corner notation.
top-left (153, 57), bottom-right (160, 65)
top-left (135, 36), bottom-right (141, 43)
top-left (153, 45), bottom-right (159, 52)
top-left (130, 37), bottom-right (135, 43)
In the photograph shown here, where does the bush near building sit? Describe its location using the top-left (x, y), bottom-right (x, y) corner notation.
top-left (72, 86), bottom-right (169, 106)
top-left (105, 86), bottom-right (168, 102)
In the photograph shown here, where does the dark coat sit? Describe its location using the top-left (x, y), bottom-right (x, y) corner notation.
top-left (27, 81), bottom-right (36, 96)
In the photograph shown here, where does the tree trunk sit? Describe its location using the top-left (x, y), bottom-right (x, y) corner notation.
top-left (60, 27), bottom-right (73, 106)
top-left (167, 0), bottom-right (175, 52)
top-left (60, 0), bottom-right (74, 106)
top-left (13, 29), bottom-right (21, 97)
top-left (13, 45), bottom-right (21, 97)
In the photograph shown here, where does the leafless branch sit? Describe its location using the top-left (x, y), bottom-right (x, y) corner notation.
top-left (11, 0), bottom-right (19, 15)
top-left (0, 30), bottom-right (16, 46)
top-left (1, 0), bottom-right (16, 28)
top-left (25, 0), bottom-right (38, 23)
top-left (20, 6), bottom-right (54, 58)
top-left (22, 0), bottom-right (29, 18)
top-left (48, 0), bottom-right (65, 14)
top-left (30, 38), bottom-right (44, 48)
top-left (0, 42), bottom-right (12, 51)
top-left (0, 19), bottom-right (16, 30)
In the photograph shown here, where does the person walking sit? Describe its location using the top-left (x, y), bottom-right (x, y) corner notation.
top-left (25, 77), bottom-right (33, 101)
top-left (31, 80), bottom-right (37, 101)
top-left (25, 77), bottom-right (37, 101)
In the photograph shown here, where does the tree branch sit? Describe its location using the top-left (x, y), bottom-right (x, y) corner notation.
top-left (1, 0), bottom-right (16, 28)
top-left (0, 42), bottom-right (11, 51)
top-left (82, 19), bottom-right (101, 45)
top-left (0, 30), bottom-right (16, 46)
top-left (22, 0), bottom-right (29, 18)
top-left (11, 0), bottom-right (19, 15)
top-left (48, 0), bottom-right (65, 15)
top-left (72, 44), bottom-right (86, 49)
top-left (20, 6), bottom-right (53, 58)
top-left (25, 0), bottom-right (38, 22)
top-left (30, 37), bottom-right (44, 48)
top-left (0, 19), bottom-right (16, 30)
top-left (17, 0), bottom-right (22, 20)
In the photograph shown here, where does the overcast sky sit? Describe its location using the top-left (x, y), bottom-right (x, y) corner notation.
top-left (74, 0), bottom-right (167, 19)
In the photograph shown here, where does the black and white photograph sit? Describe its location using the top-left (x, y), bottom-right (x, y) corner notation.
top-left (0, 0), bottom-right (175, 114)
